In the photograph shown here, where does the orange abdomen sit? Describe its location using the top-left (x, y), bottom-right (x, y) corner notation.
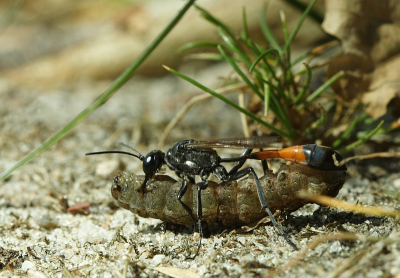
top-left (277, 145), bottom-right (309, 165)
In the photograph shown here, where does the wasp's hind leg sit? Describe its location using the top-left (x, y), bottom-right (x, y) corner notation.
top-left (215, 165), bottom-right (298, 251)
top-left (226, 148), bottom-right (253, 175)
top-left (226, 148), bottom-right (269, 175)
top-left (259, 148), bottom-right (269, 175)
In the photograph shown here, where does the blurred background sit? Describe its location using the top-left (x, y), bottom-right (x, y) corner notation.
top-left (0, 0), bottom-right (328, 157)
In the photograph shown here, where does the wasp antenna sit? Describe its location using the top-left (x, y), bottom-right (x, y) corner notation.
top-left (85, 150), bottom-right (144, 160)
top-left (119, 142), bottom-right (145, 159)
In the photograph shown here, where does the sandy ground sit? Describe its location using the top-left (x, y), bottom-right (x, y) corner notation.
top-left (0, 68), bottom-right (400, 278)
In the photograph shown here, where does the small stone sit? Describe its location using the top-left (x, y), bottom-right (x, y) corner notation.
top-left (21, 261), bottom-right (35, 271)
top-left (393, 178), bottom-right (400, 189)
top-left (152, 254), bottom-right (165, 266)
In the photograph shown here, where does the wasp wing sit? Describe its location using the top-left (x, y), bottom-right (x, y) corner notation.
top-left (185, 136), bottom-right (281, 150)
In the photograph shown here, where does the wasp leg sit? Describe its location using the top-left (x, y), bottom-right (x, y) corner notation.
top-left (187, 182), bottom-right (203, 259)
top-left (225, 148), bottom-right (269, 175)
top-left (139, 175), bottom-right (151, 195)
top-left (227, 148), bottom-right (253, 175)
top-left (176, 175), bottom-right (207, 259)
top-left (177, 177), bottom-right (197, 224)
top-left (188, 171), bottom-right (209, 259)
top-left (259, 148), bottom-right (269, 174)
top-left (216, 166), bottom-right (298, 251)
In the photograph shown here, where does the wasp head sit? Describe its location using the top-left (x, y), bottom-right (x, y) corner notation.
top-left (141, 150), bottom-right (165, 189)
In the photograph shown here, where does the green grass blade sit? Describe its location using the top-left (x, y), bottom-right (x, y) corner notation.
top-left (195, 5), bottom-right (236, 39)
top-left (178, 41), bottom-right (219, 53)
top-left (291, 51), bottom-right (310, 67)
top-left (218, 28), bottom-right (252, 67)
top-left (260, 3), bottom-right (282, 54)
top-left (163, 65), bottom-right (292, 139)
top-left (339, 121), bottom-right (384, 153)
top-left (249, 49), bottom-right (280, 73)
top-left (293, 63), bottom-right (312, 104)
top-left (254, 76), bottom-right (281, 94)
top-left (283, 0), bottom-right (324, 24)
top-left (283, 0), bottom-right (317, 52)
top-left (264, 83), bottom-right (271, 116)
top-left (299, 70), bottom-right (344, 110)
top-left (0, 0), bottom-right (196, 181)
top-left (280, 11), bottom-right (289, 44)
top-left (266, 88), bottom-right (293, 134)
top-left (184, 52), bottom-right (224, 61)
top-left (217, 45), bottom-right (264, 100)
top-left (250, 61), bottom-right (293, 134)
top-left (250, 49), bottom-right (282, 86)
top-left (301, 108), bottom-right (327, 136)
top-left (332, 115), bottom-right (361, 148)
top-left (291, 41), bottom-right (338, 68)
top-left (242, 7), bottom-right (249, 41)
top-left (243, 39), bottom-right (265, 60)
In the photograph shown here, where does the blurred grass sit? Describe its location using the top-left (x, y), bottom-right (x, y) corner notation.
top-left (0, 0), bottom-right (196, 181)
